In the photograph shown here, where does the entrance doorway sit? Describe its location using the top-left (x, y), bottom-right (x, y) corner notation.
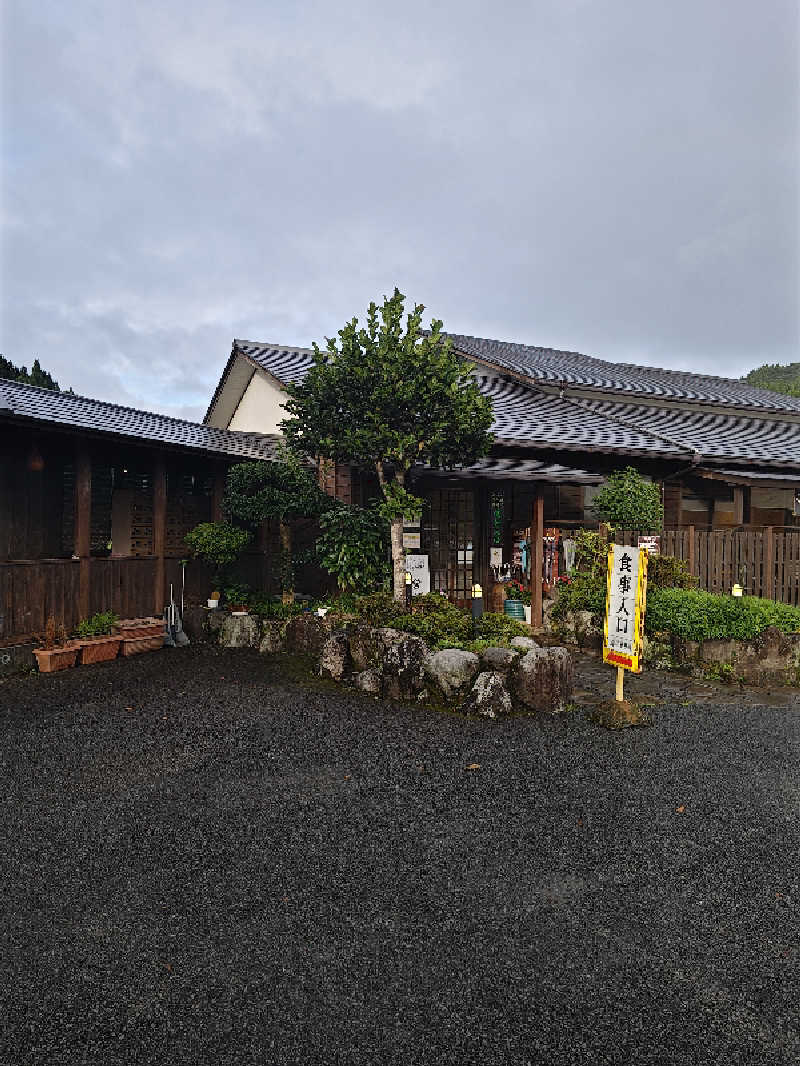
top-left (421, 488), bottom-right (474, 603)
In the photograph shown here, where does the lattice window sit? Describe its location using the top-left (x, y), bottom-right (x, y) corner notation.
top-left (422, 489), bottom-right (474, 602)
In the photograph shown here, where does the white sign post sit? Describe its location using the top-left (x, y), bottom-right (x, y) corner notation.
top-left (405, 554), bottom-right (430, 596)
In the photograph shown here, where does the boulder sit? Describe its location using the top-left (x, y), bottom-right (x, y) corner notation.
top-left (219, 613), bottom-right (259, 649)
top-left (510, 636), bottom-right (538, 652)
top-left (319, 631), bottom-right (351, 681)
top-left (354, 669), bottom-right (383, 696)
top-left (284, 613), bottom-right (330, 655)
top-left (511, 646), bottom-right (574, 714)
top-left (382, 635), bottom-right (428, 700)
top-left (461, 671), bottom-right (513, 718)
top-left (423, 648), bottom-right (480, 699)
top-left (349, 625), bottom-right (403, 671)
top-left (480, 646), bottom-right (520, 672)
top-left (258, 621), bottom-right (286, 654)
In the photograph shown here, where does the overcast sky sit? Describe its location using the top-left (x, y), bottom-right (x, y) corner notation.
top-left (2, 1), bottom-right (798, 421)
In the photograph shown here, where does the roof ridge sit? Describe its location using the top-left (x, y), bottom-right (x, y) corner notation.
top-left (1, 377), bottom-right (280, 441)
top-left (563, 392), bottom-right (697, 458)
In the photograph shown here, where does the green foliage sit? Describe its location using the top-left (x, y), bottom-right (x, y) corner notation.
top-left (354, 590), bottom-right (407, 625)
top-left (74, 611), bottom-right (119, 638)
top-left (473, 612), bottom-right (533, 643)
top-left (550, 572), bottom-right (607, 622)
top-left (249, 596), bottom-right (307, 619)
top-left (224, 449), bottom-right (329, 527)
top-left (354, 591), bottom-right (531, 650)
top-left (222, 582), bottom-right (251, 606)
top-left (573, 529), bottom-right (608, 579)
top-left (743, 362), bottom-right (800, 398)
top-left (184, 522), bottom-right (251, 572)
top-left (590, 467), bottom-right (663, 531)
top-left (647, 554), bottom-right (697, 590)
top-left (646, 588), bottom-right (800, 641)
top-left (504, 580), bottom-right (528, 602)
top-left (705, 661), bottom-right (743, 685)
top-left (316, 503), bottom-right (391, 593)
top-left (375, 482), bottom-right (424, 524)
top-left (0, 355), bottom-right (60, 391)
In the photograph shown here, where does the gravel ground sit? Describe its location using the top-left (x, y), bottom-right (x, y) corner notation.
top-left (1, 646), bottom-right (799, 1066)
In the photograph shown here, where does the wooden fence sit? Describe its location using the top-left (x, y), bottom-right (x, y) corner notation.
top-left (615, 528), bottom-right (800, 606)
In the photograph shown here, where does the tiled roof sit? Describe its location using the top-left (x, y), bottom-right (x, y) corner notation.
top-left (413, 456), bottom-right (603, 483)
top-left (0, 380), bottom-right (282, 461)
top-left (575, 397), bottom-right (800, 467)
top-left (447, 333), bottom-right (800, 413)
top-left (234, 339), bottom-right (316, 384)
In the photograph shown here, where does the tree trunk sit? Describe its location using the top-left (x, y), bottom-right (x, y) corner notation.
top-left (279, 520), bottom-right (294, 604)
top-left (376, 462), bottom-right (407, 602)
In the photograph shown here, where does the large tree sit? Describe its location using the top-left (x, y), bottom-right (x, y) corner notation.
top-left (281, 288), bottom-right (494, 599)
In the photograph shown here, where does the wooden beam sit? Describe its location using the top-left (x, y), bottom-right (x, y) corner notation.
top-left (531, 486), bottom-right (544, 629)
top-left (153, 455), bottom-right (167, 615)
top-left (212, 464), bottom-right (226, 522)
top-left (74, 443), bottom-right (91, 620)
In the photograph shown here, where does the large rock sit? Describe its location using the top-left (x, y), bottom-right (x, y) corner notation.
top-left (284, 613), bottom-right (330, 655)
top-left (461, 671), bottom-right (512, 718)
top-left (382, 635), bottom-right (428, 700)
top-left (349, 625), bottom-right (403, 671)
top-left (219, 613), bottom-right (259, 649)
top-left (480, 646), bottom-right (520, 672)
top-left (512, 646), bottom-right (574, 714)
top-left (319, 631), bottom-right (351, 681)
top-left (354, 669), bottom-right (382, 696)
top-left (259, 621), bottom-right (286, 654)
top-left (510, 636), bottom-right (538, 652)
top-left (423, 648), bottom-right (480, 699)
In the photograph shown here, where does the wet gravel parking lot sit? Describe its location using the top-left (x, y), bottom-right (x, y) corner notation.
top-left (1, 645), bottom-right (799, 1065)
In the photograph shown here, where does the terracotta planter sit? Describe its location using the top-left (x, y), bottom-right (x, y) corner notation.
top-left (229, 605), bottom-right (249, 615)
top-left (77, 636), bottom-right (121, 664)
top-left (120, 634), bottom-right (164, 656)
top-left (34, 644), bottom-right (80, 673)
top-left (114, 617), bottom-right (164, 639)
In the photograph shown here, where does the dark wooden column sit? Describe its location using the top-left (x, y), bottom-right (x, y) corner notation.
top-left (531, 485), bottom-right (544, 628)
top-left (212, 464), bottom-right (226, 522)
top-left (74, 443), bottom-right (92, 620)
top-left (153, 455), bottom-right (167, 615)
top-left (764, 526), bottom-right (775, 600)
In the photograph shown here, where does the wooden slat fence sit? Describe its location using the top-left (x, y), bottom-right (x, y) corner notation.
top-left (615, 528), bottom-right (800, 606)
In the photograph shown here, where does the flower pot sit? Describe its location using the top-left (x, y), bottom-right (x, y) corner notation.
top-left (114, 618), bottom-right (164, 639)
top-left (504, 600), bottom-right (526, 620)
top-left (229, 605), bottom-right (249, 615)
top-left (120, 634), bottom-right (164, 656)
top-left (523, 605), bottom-right (532, 625)
top-left (207, 598), bottom-right (219, 609)
top-left (34, 644), bottom-right (80, 673)
top-left (77, 636), bottom-right (121, 664)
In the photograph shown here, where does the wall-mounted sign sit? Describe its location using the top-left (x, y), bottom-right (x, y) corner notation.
top-left (402, 531), bottom-right (421, 549)
top-left (602, 544), bottom-right (648, 673)
top-left (637, 535), bottom-right (661, 556)
top-left (490, 547), bottom-right (503, 567)
top-left (405, 554), bottom-right (430, 596)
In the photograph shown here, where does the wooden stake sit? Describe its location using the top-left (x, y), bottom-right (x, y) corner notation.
top-left (616, 665), bottom-right (625, 703)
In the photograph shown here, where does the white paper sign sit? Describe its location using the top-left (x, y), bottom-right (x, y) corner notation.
top-left (490, 547), bottom-right (503, 567)
top-left (402, 531), bottom-right (421, 549)
top-left (605, 544), bottom-right (641, 658)
top-left (405, 554), bottom-right (430, 596)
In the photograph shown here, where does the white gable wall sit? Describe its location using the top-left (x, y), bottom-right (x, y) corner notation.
top-left (229, 371), bottom-right (288, 435)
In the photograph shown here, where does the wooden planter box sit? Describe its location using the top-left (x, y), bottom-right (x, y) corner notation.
top-left (77, 636), bottom-right (122, 664)
top-left (33, 644), bottom-right (80, 673)
top-left (120, 634), bottom-right (164, 657)
top-left (114, 617), bottom-right (164, 640)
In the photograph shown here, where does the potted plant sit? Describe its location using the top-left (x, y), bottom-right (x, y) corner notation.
top-left (34, 617), bottom-right (80, 673)
top-left (184, 521), bottom-right (251, 609)
top-left (74, 611), bottom-right (122, 664)
top-left (223, 582), bottom-right (251, 615)
top-left (503, 580), bottom-right (527, 620)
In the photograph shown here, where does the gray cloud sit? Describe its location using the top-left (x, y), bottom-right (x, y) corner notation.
top-left (2, 0), bottom-right (797, 421)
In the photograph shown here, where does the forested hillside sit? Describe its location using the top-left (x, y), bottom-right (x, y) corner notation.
top-left (743, 362), bottom-right (800, 398)
top-left (0, 355), bottom-right (61, 391)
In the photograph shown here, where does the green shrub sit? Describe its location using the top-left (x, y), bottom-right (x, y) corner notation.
top-left (550, 573), bottom-right (606, 622)
top-left (355, 590), bottom-right (407, 626)
top-left (591, 466), bottom-right (663, 531)
top-left (75, 611), bottom-right (119, 638)
top-left (647, 555), bottom-right (697, 590)
top-left (646, 588), bottom-right (800, 641)
top-left (475, 612), bottom-right (533, 643)
top-left (316, 503), bottom-right (391, 593)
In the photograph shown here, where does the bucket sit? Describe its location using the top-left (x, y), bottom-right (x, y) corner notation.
top-left (504, 600), bottom-right (525, 620)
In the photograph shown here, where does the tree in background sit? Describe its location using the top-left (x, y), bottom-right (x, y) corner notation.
top-left (743, 362), bottom-right (800, 398)
top-left (224, 448), bottom-right (331, 603)
top-left (184, 521), bottom-right (252, 594)
top-left (590, 467), bottom-right (663, 532)
top-left (281, 288), bottom-right (494, 599)
top-left (316, 503), bottom-right (391, 594)
top-left (0, 355), bottom-right (61, 391)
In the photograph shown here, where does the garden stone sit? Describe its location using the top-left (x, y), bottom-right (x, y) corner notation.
top-left (382, 635), bottom-right (428, 700)
top-left (461, 671), bottom-right (512, 718)
top-left (423, 649), bottom-right (480, 699)
top-left (319, 632), bottom-right (351, 681)
top-left (510, 636), bottom-right (538, 651)
top-left (354, 669), bottom-right (382, 696)
top-left (206, 610), bottom-right (227, 638)
top-left (259, 621), bottom-right (286, 654)
top-left (512, 646), bottom-right (573, 714)
top-left (349, 625), bottom-right (403, 671)
top-left (219, 613), bottom-right (259, 649)
top-left (284, 614), bottom-right (330, 655)
top-left (480, 646), bottom-right (520, 672)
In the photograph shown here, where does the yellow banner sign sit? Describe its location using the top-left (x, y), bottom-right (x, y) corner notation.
top-left (603, 544), bottom-right (648, 673)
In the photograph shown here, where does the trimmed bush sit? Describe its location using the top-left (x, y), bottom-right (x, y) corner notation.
top-left (646, 588), bottom-right (800, 641)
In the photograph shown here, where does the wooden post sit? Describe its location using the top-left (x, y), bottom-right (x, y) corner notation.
top-left (733, 486), bottom-right (745, 526)
top-left (153, 455), bottom-right (167, 616)
top-left (531, 486), bottom-right (544, 629)
top-left (74, 443), bottom-right (91, 620)
top-left (212, 464), bottom-right (226, 522)
top-left (616, 666), bottom-right (625, 703)
top-left (764, 526), bottom-right (775, 601)
top-left (687, 524), bottom-right (696, 576)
